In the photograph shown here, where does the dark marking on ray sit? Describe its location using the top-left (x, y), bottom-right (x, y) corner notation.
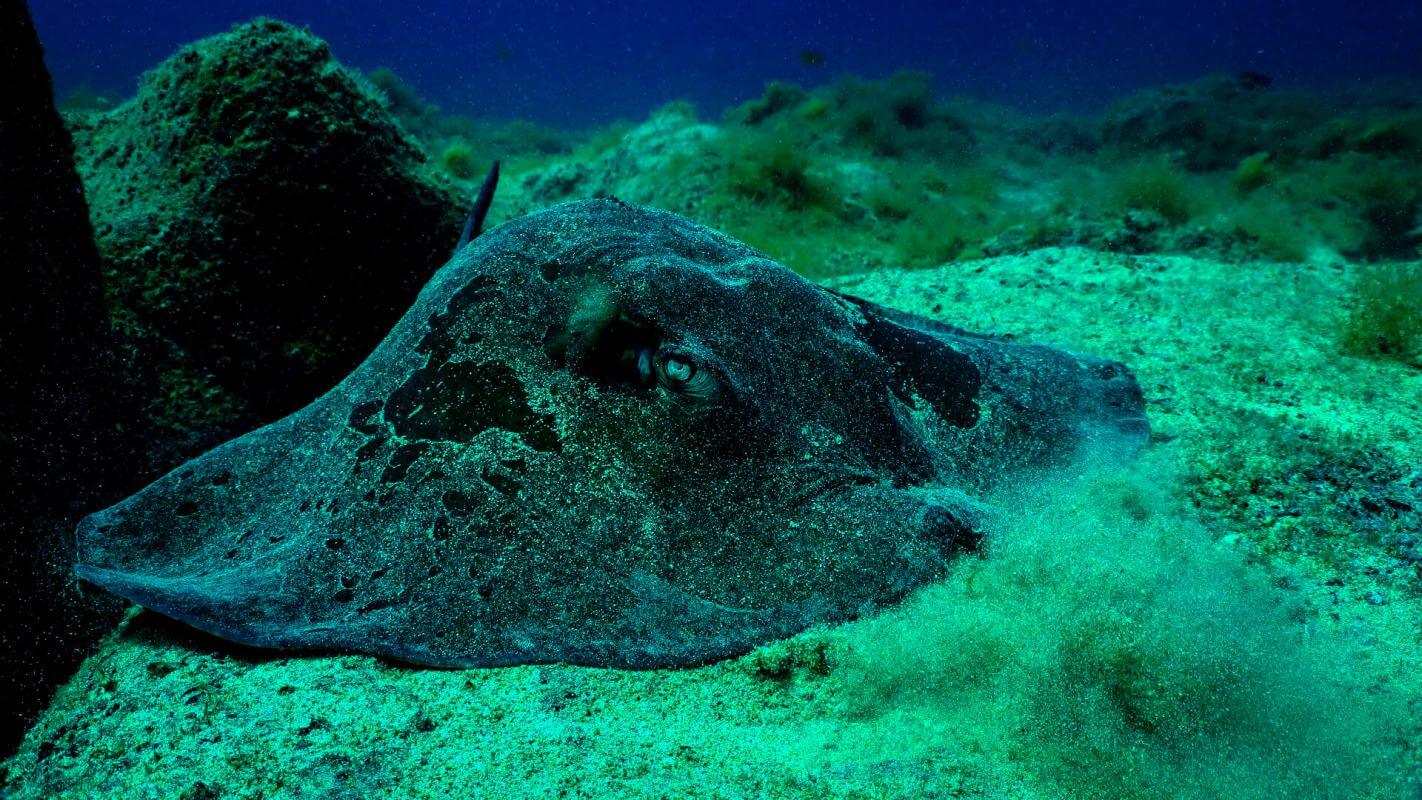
top-left (380, 442), bottom-right (428, 483)
top-left (441, 490), bottom-right (478, 516)
top-left (384, 361), bottom-right (559, 452)
top-left (416, 275), bottom-right (500, 359)
top-left (856, 306), bottom-right (982, 427)
top-left (347, 400), bottom-right (384, 434)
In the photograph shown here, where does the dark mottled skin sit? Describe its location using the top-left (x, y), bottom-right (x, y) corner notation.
top-left (76, 200), bottom-right (1148, 668)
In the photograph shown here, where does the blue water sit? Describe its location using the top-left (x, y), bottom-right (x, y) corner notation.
top-left (28, 1), bottom-right (1422, 128)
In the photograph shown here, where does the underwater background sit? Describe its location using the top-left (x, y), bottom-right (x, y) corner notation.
top-left (2, 0), bottom-right (1421, 797)
top-left (30, 0), bottom-right (1422, 124)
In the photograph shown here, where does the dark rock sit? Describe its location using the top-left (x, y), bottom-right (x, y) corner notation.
top-left (0, 0), bottom-right (137, 755)
top-left (979, 225), bottom-right (1040, 257)
top-left (1075, 210), bottom-right (1213, 255)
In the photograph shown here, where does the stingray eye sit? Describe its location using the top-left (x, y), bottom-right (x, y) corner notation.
top-left (655, 349), bottom-right (718, 400)
top-left (663, 356), bottom-right (694, 383)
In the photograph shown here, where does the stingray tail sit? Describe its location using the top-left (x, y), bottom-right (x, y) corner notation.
top-left (454, 159), bottom-right (501, 254)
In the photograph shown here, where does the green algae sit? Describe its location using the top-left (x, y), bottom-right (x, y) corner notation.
top-left (717, 126), bottom-right (836, 211)
top-left (1340, 261), bottom-right (1422, 364)
top-left (1112, 155), bottom-right (1197, 223)
top-left (834, 455), bottom-right (1408, 799)
top-left (491, 73), bottom-right (1422, 271)
top-left (436, 139), bottom-right (478, 179)
top-left (1231, 151), bottom-right (1276, 194)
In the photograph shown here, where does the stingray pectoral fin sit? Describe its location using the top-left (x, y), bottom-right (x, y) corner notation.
top-left (75, 560), bottom-right (305, 651)
top-left (619, 571), bottom-right (833, 666)
top-left (601, 492), bottom-right (982, 668)
top-left (1073, 353), bottom-right (1151, 447)
top-left (837, 287), bottom-right (1149, 460)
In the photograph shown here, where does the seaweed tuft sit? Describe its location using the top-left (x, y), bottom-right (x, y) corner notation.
top-left (1340, 261), bottom-right (1422, 364)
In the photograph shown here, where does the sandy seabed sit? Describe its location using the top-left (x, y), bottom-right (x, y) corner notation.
top-left (6, 248), bottom-right (1419, 799)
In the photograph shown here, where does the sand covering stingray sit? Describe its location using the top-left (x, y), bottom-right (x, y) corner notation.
top-left (76, 199), bottom-right (1147, 668)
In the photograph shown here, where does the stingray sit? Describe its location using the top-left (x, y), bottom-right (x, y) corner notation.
top-left (76, 192), bottom-right (1148, 668)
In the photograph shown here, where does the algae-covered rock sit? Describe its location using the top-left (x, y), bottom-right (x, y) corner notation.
top-left (70, 18), bottom-right (465, 462)
top-left (511, 102), bottom-right (723, 215)
top-left (1100, 73), bottom-right (1324, 169)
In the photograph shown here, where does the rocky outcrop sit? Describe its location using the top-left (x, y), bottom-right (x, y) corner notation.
top-left (70, 18), bottom-right (466, 465)
top-left (508, 103), bottom-right (722, 215)
top-left (1099, 73), bottom-right (1323, 170)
